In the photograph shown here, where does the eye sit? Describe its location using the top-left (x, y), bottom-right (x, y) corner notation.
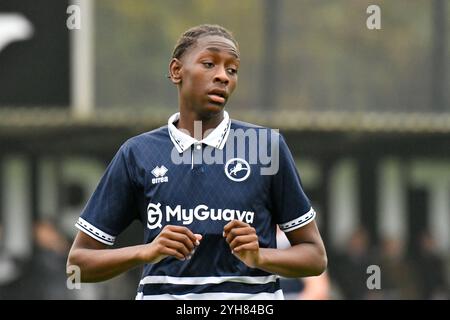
top-left (202, 62), bottom-right (214, 68)
top-left (227, 68), bottom-right (238, 75)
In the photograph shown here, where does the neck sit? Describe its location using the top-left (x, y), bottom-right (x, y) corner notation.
top-left (177, 109), bottom-right (224, 140)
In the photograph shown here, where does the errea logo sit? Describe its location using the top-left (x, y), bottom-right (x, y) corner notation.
top-left (151, 165), bottom-right (168, 184)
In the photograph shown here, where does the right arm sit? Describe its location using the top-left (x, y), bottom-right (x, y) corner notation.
top-left (67, 225), bottom-right (202, 282)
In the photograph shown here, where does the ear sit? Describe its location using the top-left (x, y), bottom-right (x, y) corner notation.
top-left (168, 58), bottom-right (182, 84)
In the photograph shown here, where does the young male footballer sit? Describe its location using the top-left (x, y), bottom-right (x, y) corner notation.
top-left (67, 24), bottom-right (327, 300)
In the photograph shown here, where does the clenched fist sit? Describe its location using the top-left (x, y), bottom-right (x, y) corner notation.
top-left (223, 220), bottom-right (260, 268)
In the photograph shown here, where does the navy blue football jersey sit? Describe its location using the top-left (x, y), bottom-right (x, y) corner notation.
top-left (75, 111), bottom-right (316, 299)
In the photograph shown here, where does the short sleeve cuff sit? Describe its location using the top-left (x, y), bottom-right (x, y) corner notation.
top-left (278, 207), bottom-right (316, 233)
top-left (75, 217), bottom-right (116, 246)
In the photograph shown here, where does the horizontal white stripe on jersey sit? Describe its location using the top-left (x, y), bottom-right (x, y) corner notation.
top-left (278, 207), bottom-right (316, 233)
top-left (135, 290), bottom-right (284, 300)
top-left (75, 217), bottom-right (115, 246)
top-left (139, 275), bottom-right (279, 286)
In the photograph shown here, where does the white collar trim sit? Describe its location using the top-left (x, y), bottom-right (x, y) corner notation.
top-left (167, 111), bottom-right (231, 153)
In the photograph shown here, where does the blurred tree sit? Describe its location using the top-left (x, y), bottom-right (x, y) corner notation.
top-left (94, 0), bottom-right (449, 114)
top-left (95, 0), bottom-right (263, 112)
top-left (431, 0), bottom-right (447, 112)
top-left (260, 0), bottom-right (281, 110)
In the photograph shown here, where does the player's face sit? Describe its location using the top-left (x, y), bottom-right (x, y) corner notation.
top-left (177, 35), bottom-right (240, 118)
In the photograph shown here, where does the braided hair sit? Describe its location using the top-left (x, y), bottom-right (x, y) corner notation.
top-left (171, 24), bottom-right (238, 60)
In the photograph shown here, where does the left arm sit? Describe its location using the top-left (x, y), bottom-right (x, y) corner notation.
top-left (223, 219), bottom-right (327, 278)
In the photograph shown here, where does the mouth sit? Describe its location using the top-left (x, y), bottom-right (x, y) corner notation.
top-left (207, 88), bottom-right (228, 105)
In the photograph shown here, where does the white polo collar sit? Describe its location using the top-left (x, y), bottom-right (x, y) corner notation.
top-left (168, 111), bottom-right (231, 153)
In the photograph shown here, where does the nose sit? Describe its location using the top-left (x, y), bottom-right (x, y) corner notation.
top-left (214, 66), bottom-right (229, 85)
